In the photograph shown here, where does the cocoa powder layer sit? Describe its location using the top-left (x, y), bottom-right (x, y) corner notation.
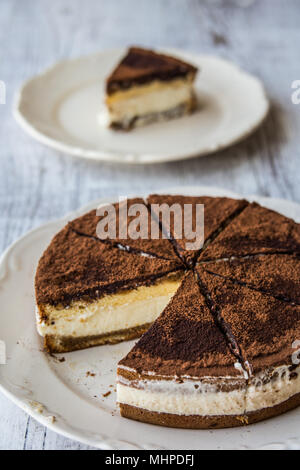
top-left (106, 47), bottom-right (198, 95)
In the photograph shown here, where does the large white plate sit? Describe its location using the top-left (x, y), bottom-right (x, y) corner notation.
top-left (14, 49), bottom-right (269, 164)
top-left (1, 186), bottom-right (300, 450)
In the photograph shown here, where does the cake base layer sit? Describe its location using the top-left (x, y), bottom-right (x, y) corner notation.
top-left (44, 323), bottom-right (152, 354)
top-left (110, 99), bottom-right (196, 131)
top-left (120, 391), bottom-right (300, 429)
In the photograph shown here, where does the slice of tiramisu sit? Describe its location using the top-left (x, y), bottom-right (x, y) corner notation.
top-left (70, 198), bottom-right (179, 261)
top-left (117, 272), bottom-right (247, 429)
top-left (105, 47), bottom-right (198, 130)
top-left (198, 267), bottom-right (300, 424)
top-left (203, 253), bottom-right (300, 304)
top-left (35, 227), bottom-right (183, 353)
top-left (199, 202), bottom-right (300, 262)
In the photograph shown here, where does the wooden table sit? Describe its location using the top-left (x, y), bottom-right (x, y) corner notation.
top-left (1, 0), bottom-right (299, 449)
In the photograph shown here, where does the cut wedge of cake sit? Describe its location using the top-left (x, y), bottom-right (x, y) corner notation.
top-left (197, 267), bottom-right (300, 424)
top-left (105, 47), bottom-right (198, 130)
top-left (199, 202), bottom-right (300, 262)
top-left (35, 227), bottom-right (183, 353)
top-left (117, 272), bottom-right (247, 429)
top-left (70, 197), bottom-right (179, 261)
top-left (202, 253), bottom-right (300, 305)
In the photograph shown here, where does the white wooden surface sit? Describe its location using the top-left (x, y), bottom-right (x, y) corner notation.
top-left (1, 0), bottom-right (300, 450)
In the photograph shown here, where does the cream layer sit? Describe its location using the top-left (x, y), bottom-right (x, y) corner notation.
top-left (117, 364), bottom-right (300, 416)
top-left (37, 278), bottom-right (181, 338)
top-left (246, 365), bottom-right (300, 412)
top-left (106, 78), bottom-right (195, 124)
top-left (117, 381), bottom-right (246, 416)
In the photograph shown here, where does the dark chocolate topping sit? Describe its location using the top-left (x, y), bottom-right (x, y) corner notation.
top-left (106, 47), bottom-right (198, 94)
top-left (35, 227), bottom-right (182, 307)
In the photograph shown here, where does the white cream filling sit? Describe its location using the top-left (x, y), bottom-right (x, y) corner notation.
top-left (117, 382), bottom-right (246, 416)
top-left (117, 364), bottom-right (300, 416)
top-left (107, 82), bottom-right (193, 123)
top-left (246, 365), bottom-right (300, 412)
top-left (37, 280), bottom-right (180, 338)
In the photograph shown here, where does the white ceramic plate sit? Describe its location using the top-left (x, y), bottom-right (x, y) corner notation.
top-left (14, 49), bottom-right (269, 164)
top-left (1, 186), bottom-right (300, 450)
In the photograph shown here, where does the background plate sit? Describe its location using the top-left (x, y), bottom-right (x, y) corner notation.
top-left (14, 49), bottom-right (269, 164)
top-left (1, 186), bottom-right (300, 450)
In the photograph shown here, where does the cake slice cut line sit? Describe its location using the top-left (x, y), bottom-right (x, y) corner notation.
top-left (147, 195), bottom-right (249, 268)
top-left (198, 202), bottom-right (300, 262)
top-left (145, 199), bottom-right (188, 267)
top-left (198, 249), bottom-right (300, 266)
top-left (203, 266), bottom-right (300, 307)
top-left (195, 268), bottom-right (300, 421)
top-left (193, 202), bottom-right (249, 266)
top-left (69, 197), bottom-right (182, 263)
top-left (195, 268), bottom-right (252, 380)
top-left (70, 227), bottom-right (174, 261)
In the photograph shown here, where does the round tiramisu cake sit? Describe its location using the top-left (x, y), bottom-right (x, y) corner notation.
top-left (35, 195), bottom-right (300, 428)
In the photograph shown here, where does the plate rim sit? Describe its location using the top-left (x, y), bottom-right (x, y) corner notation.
top-left (1, 185), bottom-right (300, 450)
top-left (13, 48), bottom-right (270, 165)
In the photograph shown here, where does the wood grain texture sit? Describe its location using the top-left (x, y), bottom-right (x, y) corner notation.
top-left (1, 0), bottom-right (300, 450)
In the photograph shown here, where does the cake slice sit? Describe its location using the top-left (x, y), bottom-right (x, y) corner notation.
top-left (35, 227), bottom-right (183, 353)
top-left (199, 202), bottom-right (300, 262)
top-left (117, 272), bottom-right (247, 429)
top-left (148, 194), bottom-right (248, 266)
top-left (105, 47), bottom-right (198, 130)
top-left (70, 198), bottom-right (179, 261)
top-left (203, 253), bottom-right (300, 305)
top-left (198, 268), bottom-right (300, 424)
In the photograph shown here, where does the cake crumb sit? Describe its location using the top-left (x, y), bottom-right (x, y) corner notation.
top-left (46, 415), bottom-right (56, 424)
top-left (86, 371), bottom-right (96, 377)
top-left (236, 415), bottom-right (249, 425)
top-left (102, 391), bottom-right (111, 398)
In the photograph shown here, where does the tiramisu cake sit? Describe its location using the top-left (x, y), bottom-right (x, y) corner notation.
top-left (35, 195), bottom-right (300, 428)
top-left (105, 47), bottom-right (198, 130)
